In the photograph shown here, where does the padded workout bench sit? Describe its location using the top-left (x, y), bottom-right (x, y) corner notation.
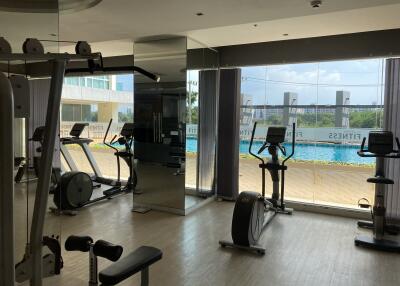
top-left (65, 235), bottom-right (162, 286)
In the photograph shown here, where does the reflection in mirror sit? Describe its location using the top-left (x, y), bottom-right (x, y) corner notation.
top-left (0, 12), bottom-right (61, 273)
top-left (185, 38), bottom-right (219, 212)
top-left (0, 8), bottom-right (62, 286)
top-left (133, 37), bottom-right (187, 214)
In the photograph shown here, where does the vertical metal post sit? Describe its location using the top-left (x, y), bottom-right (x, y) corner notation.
top-left (141, 267), bottom-right (149, 286)
top-left (30, 60), bottom-right (66, 286)
top-left (261, 167), bottom-right (266, 198)
top-left (374, 157), bottom-right (386, 240)
top-left (89, 246), bottom-right (98, 286)
top-left (0, 72), bottom-right (15, 286)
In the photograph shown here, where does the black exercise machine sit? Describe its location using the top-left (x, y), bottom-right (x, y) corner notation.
top-left (65, 235), bottom-right (162, 286)
top-left (14, 126), bottom-right (61, 188)
top-left (355, 131), bottom-right (400, 252)
top-left (219, 122), bottom-right (296, 255)
top-left (52, 120), bottom-right (138, 213)
top-left (60, 121), bottom-right (135, 191)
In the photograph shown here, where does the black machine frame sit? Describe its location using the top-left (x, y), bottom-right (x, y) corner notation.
top-left (53, 119), bottom-right (138, 214)
top-left (219, 122), bottom-right (296, 254)
top-left (355, 131), bottom-right (400, 252)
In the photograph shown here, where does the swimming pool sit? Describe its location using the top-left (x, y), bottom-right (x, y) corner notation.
top-left (186, 138), bottom-right (374, 165)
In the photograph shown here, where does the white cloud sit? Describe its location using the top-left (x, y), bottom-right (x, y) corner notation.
top-left (268, 68), bottom-right (341, 84)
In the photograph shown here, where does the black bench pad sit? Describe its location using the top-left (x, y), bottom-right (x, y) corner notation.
top-left (99, 246), bottom-right (162, 285)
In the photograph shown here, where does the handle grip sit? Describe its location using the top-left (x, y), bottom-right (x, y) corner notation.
top-left (103, 119), bottom-right (113, 144)
top-left (110, 135), bottom-right (117, 145)
top-left (65, 235), bottom-right (93, 252)
top-left (278, 144), bottom-right (286, 156)
top-left (396, 137), bottom-right (400, 153)
top-left (93, 240), bottom-right (123, 262)
top-left (360, 137), bottom-right (366, 151)
top-left (257, 142), bottom-right (268, 154)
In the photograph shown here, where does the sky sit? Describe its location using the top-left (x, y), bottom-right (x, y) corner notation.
top-left (241, 58), bottom-right (385, 106)
top-left (116, 74), bottom-right (134, 113)
top-left (116, 74), bottom-right (134, 92)
top-left (119, 58), bottom-right (385, 107)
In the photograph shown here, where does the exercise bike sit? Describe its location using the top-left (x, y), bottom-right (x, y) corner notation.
top-left (52, 121), bottom-right (138, 214)
top-left (219, 122), bottom-right (295, 255)
top-left (355, 131), bottom-right (400, 252)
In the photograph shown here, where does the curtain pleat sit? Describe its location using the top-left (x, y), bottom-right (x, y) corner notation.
top-left (197, 70), bottom-right (219, 195)
top-left (384, 59), bottom-right (400, 224)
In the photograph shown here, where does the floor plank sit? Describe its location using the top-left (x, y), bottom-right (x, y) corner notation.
top-left (14, 186), bottom-right (400, 286)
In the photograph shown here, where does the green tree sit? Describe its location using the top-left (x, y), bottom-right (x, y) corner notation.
top-left (118, 110), bottom-right (133, 123)
top-left (266, 115), bottom-right (282, 125)
top-left (187, 91), bottom-right (198, 124)
top-left (350, 110), bottom-right (382, 128)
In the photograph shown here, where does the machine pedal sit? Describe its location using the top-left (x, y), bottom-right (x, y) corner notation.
top-left (358, 198), bottom-right (371, 209)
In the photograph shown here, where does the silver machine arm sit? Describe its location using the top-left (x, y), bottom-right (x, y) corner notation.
top-left (0, 70), bottom-right (15, 286)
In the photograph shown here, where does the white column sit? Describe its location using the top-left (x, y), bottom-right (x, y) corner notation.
top-left (283, 92), bottom-right (298, 126)
top-left (335, 91), bottom-right (350, 128)
top-left (98, 102), bottom-right (119, 123)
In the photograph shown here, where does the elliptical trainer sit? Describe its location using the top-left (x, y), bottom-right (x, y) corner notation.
top-left (355, 131), bottom-right (400, 252)
top-left (219, 122), bottom-right (296, 255)
top-left (52, 120), bottom-right (137, 213)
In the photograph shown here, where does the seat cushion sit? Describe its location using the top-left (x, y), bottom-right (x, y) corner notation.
top-left (367, 177), bottom-right (394, 184)
top-left (99, 246), bottom-right (162, 285)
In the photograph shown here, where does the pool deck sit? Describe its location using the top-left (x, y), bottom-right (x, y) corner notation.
top-left (64, 147), bottom-right (375, 209)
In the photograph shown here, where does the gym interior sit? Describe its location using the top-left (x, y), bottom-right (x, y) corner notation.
top-left (1, 1), bottom-right (400, 286)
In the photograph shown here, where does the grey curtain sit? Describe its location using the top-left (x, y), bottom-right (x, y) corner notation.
top-left (216, 69), bottom-right (241, 200)
top-left (197, 70), bottom-right (219, 195)
top-left (384, 58), bottom-right (400, 224)
top-left (29, 79), bottom-right (61, 168)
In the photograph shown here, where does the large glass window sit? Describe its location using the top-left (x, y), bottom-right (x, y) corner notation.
top-left (118, 104), bottom-right (133, 122)
top-left (186, 70), bottom-right (199, 189)
top-left (64, 75), bottom-right (111, 90)
top-left (61, 74), bottom-right (134, 181)
top-left (61, 104), bottom-right (97, 122)
top-left (239, 58), bottom-right (385, 208)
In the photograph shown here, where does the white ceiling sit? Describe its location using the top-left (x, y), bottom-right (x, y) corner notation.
top-left (58, 0), bottom-right (400, 51)
top-left (188, 3), bottom-right (400, 47)
top-left (0, 0), bottom-right (399, 55)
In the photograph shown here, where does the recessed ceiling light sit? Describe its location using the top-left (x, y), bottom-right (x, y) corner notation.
top-left (310, 0), bottom-right (322, 8)
top-left (196, 12), bottom-right (204, 16)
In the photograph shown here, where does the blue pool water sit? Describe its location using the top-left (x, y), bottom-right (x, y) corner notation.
top-left (186, 138), bottom-right (374, 165)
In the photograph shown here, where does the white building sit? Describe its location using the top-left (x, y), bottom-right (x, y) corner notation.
top-left (61, 75), bottom-right (133, 124)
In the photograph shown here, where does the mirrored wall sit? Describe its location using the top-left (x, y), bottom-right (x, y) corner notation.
top-left (186, 39), bottom-right (219, 211)
top-left (133, 37), bottom-right (187, 214)
top-left (133, 37), bottom-right (219, 214)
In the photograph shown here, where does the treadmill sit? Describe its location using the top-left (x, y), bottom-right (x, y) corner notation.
top-left (60, 123), bottom-right (120, 189)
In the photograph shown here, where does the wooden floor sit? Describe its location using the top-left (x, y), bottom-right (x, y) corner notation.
top-left (15, 190), bottom-right (400, 286)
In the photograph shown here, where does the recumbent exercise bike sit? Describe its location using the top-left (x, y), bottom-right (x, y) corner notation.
top-left (220, 122), bottom-right (295, 255)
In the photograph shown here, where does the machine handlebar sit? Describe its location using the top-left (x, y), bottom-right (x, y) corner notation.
top-left (282, 123), bottom-right (296, 166)
top-left (103, 119), bottom-right (119, 153)
top-left (249, 122), bottom-right (265, 164)
top-left (249, 122), bottom-right (296, 164)
top-left (358, 136), bottom-right (400, 158)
